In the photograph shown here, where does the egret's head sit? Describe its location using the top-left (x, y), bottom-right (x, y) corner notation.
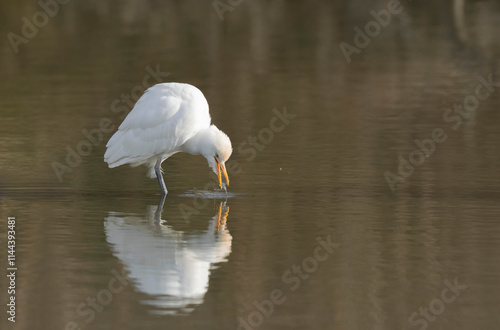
top-left (206, 126), bottom-right (232, 188)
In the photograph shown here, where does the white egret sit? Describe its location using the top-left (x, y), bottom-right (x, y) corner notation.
top-left (104, 83), bottom-right (232, 195)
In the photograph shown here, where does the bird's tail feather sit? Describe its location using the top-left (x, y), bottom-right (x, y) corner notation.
top-left (105, 129), bottom-right (163, 179)
top-left (104, 130), bottom-right (151, 168)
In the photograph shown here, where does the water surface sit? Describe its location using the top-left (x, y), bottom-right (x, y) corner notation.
top-left (1, 1), bottom-right (500, 329)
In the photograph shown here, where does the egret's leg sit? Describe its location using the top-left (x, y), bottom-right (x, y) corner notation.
top-left (155, 157), bottom-right (168, 195)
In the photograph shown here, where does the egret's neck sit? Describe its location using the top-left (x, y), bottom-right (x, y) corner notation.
top-left (181, 126), bottom-right (217, 159)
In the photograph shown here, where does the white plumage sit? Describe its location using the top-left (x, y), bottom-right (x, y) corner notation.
top-left (104, 83), bottom-right (232, 194)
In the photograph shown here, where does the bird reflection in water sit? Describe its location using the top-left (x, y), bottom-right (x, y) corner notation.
top-left (105, 197), bottom-right (232, 315)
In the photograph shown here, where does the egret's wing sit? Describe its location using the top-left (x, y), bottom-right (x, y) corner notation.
top-left (104, 83), bottom-right (211, 167)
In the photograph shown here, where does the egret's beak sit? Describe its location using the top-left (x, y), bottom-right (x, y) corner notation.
top-left (215, 158), bottom-right (229, 188)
